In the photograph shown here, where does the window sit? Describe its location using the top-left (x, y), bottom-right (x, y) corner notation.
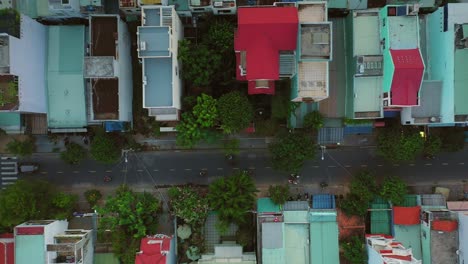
top-left (382, 18), bottom-right (386, 27)
top-left (61, 0), bottom-right (70, 4)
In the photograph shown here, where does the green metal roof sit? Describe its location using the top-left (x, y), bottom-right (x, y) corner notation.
top-left (262, 248), bottom-right (285, 264)
top-left (15, 235), bottom-right (45, 264)
top-left (370, 197), bottom-right (392, 235)
top-left (47, 26), bottom-right (87, 129)
top-left (257, 198), bottom-right (281, 214)
top-left (401, 194), bottom-right (420, 207)
top-left (15, 0), bottom-right (50, 18)
top-left (0, 113), bottom-right (20, 126)
top-left (310, 221), bottom-right (340, 264)
top-left (454, 49), bottom-right (468, 115)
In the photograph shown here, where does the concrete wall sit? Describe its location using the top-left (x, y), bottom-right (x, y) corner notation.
top-left (172, 8), bottom-right (183, 110)
top-left (459, 212), bottom-right (468, 264)
top-left (118, 18), bottom-right (133, 122)
top-left (9, 15), bottom-right (47, 113)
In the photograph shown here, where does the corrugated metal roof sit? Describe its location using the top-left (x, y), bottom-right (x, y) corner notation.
top-left (284, 224), bottom-right (309, 263)
top-left (310, 221), bottom-right (340, 264)
top-left (312, 194), bottom-right (335, 209)
top-left (283, 211), bottom-right (309, 223)
top-left (402, 194), bottom-right (420, 207)
top-left (47, 26), bottom-right (87, 129)
top-left (420, 194), bottom-right (446, 207)
top-left (309, 210), bottom-right (337, 222)
top-left (283, 201), bottom-right (309, 211)
top-left (317, 127), bottom-right (344, 144)
top-left (257, 198), bottom-right (281, 214)
top-left (262, 248), bottom-right (285, 264)
top-left (370, 197), bottom-right (392, 235)
top-left (262, 222), bottom-right (283, 249)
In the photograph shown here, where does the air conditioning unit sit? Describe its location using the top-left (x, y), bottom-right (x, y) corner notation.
top-left (140, 41), bottom-right (146, 51)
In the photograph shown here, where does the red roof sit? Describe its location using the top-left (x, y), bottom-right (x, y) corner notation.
top-left (389, 49), bottom-right (424, 106)
top-left (432, 220), bottom-right (458, 232)
top-left (135, 236), bottom-right (172, 264)
top-left (235, 7), bottom-right (298, 83)
top-left (0, 234), bottom-right (14, 264)
top-left (393, 206), bottom-right (421, 225)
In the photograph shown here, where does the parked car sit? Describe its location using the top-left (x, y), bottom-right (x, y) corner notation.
top-left (18, 163), bottom-right (39, 173)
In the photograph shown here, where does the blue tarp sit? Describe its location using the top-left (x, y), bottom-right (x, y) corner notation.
top-left (104, 121), bottom-right (125, 132)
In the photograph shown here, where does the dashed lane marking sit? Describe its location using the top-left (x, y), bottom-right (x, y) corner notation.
top-left (153, 169), bottom-right (159, 172)
top-left (105, 170), bottom-right (112, 173)
top-left (328, 165), bottom-right (337, 168)
top-left (459, 162), bottom-right (465, 165)
top-left (57, 171), bottom-right (63, 174)
top-left (72, 171), bottom-right (79, 173)
top-left (377, 164), bottom-right (383, 167)
top-left (137, 169), bottom-right (143, 172)
top-left (442, 163), bottom-right (449, 166)
top-left (360, 165), bottom-right (367, 167)
top-left (409, 164), bottom-right (415, 166)
top-left (89, 170), bottom-right (96, 173)
top-left (345, 165), bottom-right (352, 168)
top-left (264, 166), bottom-right (271, 169)
top-left (425, 163), bottom-right (432, 166)
top-left (217, 168), bottom-right (223, 170)
top-left (169, 169), bottom-right (175, 171)
top-left (312, 166), bottom-right (319, 168)
top-left (184, 169), bottom-right (192, 171)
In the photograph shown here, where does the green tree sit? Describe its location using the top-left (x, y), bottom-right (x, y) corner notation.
top-left (268, 132), bottom-right (316, 173)
top-left (168, 186), bottom-right (209, 227)
top-left (178, 40), bottom-right (222, 87)
top-left (60, 142), bottom-right (86, 164)
top-left (192, 94), bottom-right (218, 128)
top-left (98, 185), bottom-right (160, 263)
top-left (176, 112), bottom-right (203, 148)
top-left (223, 138), bottom-right (240, 156)
top-left (217, 91), bottom-right (253, 133)
top-left (84, 189), bottom-right (103, 208)
top-left (207, 172), bottom-right (258, 229)
top-left (377, 127), bottom-right (425, 162)
top-left (340, 170), bottom-right (377, 217)
top-left (380, 176), bottom-right (408, 206)
top-left (0, 180), bottom-right (77, 230)
top-left (303, 111), bottom-right (324, 130)
top-left (204, 19), bottom-right (234, 53)
top-left (268, 185), bottom-right (290, 205)
top-left (342, 235), bottom-right (367, 264)
top-left (6, 138), bottom-right (34, 157)
top-left (424, 135), bottom-right (442, 157)
top-left (90, 133), bottom-right (120, 164)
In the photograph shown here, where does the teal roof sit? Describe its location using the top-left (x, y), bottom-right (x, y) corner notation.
top-left (354, 77), bottom-right (382, 113)
top-left (15, 235), bottom-right (44, 264)
top-left (353, 12), bottom-right (380, 56)
top-left (47, 26), bottom-right (87, 129)
top-left (262, 248), bottom-right (285, 264)
top-left (401, 194), bottom-right (420, 207)
top-left (394, 224), bottom-right (422, 260)
top-left (16, 0), bottom-right (50, 18)
top-left (310, 221), bottom-right (340, 264)
top-left (257, 198), bottom-right (281, 214)
top-left (285, 224), bottom-right (309, 263)
top-left (0, 112), bottom-right (20, 127)
top-left (454, 49), bottom-right (468, 115)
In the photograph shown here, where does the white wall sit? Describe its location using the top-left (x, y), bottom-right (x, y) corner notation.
top-left (172, 8), bottom-right (183, 110)
top-left (118, 18), bottom-right (133, 122)
top-left (9, 15), bottom-right (48, 113)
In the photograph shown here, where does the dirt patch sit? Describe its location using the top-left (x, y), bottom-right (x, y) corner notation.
top-left (92, 79), bottom-right (119, 120)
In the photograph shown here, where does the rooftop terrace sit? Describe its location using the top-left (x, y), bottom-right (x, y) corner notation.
top-left (353, 10), bottom-right (380, 56)
top-left (296, 61), bottom-right (328, 101)
top-left (91, 79), bottom-right (119, 120)
top-left (90, 16), bottom-right (117, 57)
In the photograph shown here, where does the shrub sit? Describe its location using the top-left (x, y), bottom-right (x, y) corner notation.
top-left (60, 142), bottom-right (86, 165)
top-left (342, 235), bottom-right (367, 264)
top-left (268, 185), bottom-right (290, 205)
top-left (379, 176), bottom-right (408, 206)
top-left (303, 111), bottom-right (324, 130)
top-left (84, 189), bottom-right (103, 208)
top-left (6, 138), bottom-right (34, 157)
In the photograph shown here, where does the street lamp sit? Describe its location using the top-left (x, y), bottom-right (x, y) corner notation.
top-left (320, 145), bottom-right (326, 160)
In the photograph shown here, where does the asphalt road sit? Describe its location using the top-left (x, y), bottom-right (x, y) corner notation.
top-left (5, 147), bottom-right (468, 191)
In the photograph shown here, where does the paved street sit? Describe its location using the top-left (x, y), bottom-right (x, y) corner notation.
top-left (4, 148), bottom-right (468, 196)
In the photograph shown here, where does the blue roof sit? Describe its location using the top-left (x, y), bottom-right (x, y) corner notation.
top-left (143, 58), bottom-right (173, 107)
top-left (138, 27), bottom-right (170, 57)
top-left (104, 121), bottom-right (125, 132)
top-left (312, 194), bottom-right (336, 209)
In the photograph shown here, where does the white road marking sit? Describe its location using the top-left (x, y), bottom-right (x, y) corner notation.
top-left (442, 163), bottom-right (449, 166)
top-left (360, 165), bottom-right (367, 167)
top-left (377, 164), bottom-right (383, 167)
top-left (459, 162), bottom-right (465, 165)
top-left (106, 170), bottom-right (112, 173)
top-left (57, 171), bottom-right (63, 174)
top-left (264, 166), bottom-right (271, 169)
top-left (2, 176), bottom-right (17, 180)
top-left (328, 165), bottom-right (337, 168)
top-left (345, 165), bottom-right (352, 168)
top-left (137, 169), bottom-right (143, 172)
top-left (217, 168), bottom-right (223, 170)
top-left (2, 182), bottom-right (14, 185)
top-left (409, 164), bottom-right (415, 166)
top-left (89, 170), bottom-right (96, 173)
top-left (73, 171), bottom-right (79, 173)
top-left (153, 169), bottom-right (159, 171)
top-left (184, 169), bottom-right (192, 171)
top-left (170, 169), bottom-right (175, 171)
top-left (425, 163), bottom-right (432, 166)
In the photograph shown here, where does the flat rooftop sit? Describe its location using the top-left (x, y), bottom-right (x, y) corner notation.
top-left (353, 11), bottom-right (380, 56)
top-left (354, 76), bottom-right (382, 116)
top-left (411, 81), bottom-right (442, 118)
top-left (454, 49), bottom-right (468, 115)
top-left (84, 56), bottom-right (114, 78)
top-left (298, 2), bottom-right (326, 23)
top-left (298, 61), bottom-right (328, 100)
top-left (47, 26), bottom-right (87, 128)
top-left (387, 12), bottom-right (419, 49)
top-left (138, 27), bottom-right (170, 57)
top-left (91, 16), bottom-right (117, 57)
top-left (143, 57), bottom-right (173, 107)
top-left (92, 78), bottom-right (119, 120)
top-left (300, 24), bottom-right (331, 59)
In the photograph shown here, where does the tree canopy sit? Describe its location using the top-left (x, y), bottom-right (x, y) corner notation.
top-left (0, 180), bottom-right (77, 230)
top-left (98, 185), bottom-right (160, 263)
top-left (379, 176), bottom-right (408, 206)
top-left (340, 170), bottom-right (377, 217)
top-left (60, 142), bottom-right (86, 164)
top-left (168, 186), bottom-right (209, 227)
top-left (268, 132), bottom-right (316, 173)
top-left (90, 133), bottom-right (120, 164)
top-left (342, 235), bottom-right (367, 264)
top-left (6, 138), bottom-right (34, 157)
top-left (376, 126), bottom-right (425, 162)
top-left (303, 111), bottom-right (324, 130)
top-left (207, 172), bottom-right (258, 229)
top-left (268, 185), bottom-right (290, 205)
top-left (217, 91), bottom-right (253, 134)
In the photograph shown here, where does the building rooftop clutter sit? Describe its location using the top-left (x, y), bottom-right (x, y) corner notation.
top-left (46, 229), bottom-right (93, 264)
top-left (138, 6), bottom-right (183, 121)
top-left (235, 6), bottom-right (298, 95)
top-left (366, 234), bottom-right (422, 263)
top-left (198, 243), bottom-right (256, 263)
top-left (135, 235), bottom-right (176, 264)
top-left (293, 2), bottom-right (331, 103)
